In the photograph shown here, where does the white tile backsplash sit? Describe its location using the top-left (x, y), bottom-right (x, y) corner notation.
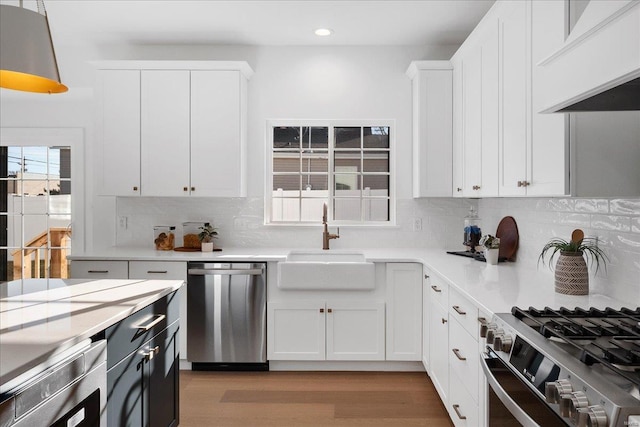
top-left (478, 198), bottom-right (640, 302)
top-left (115, 197), bottom-right (476, 251)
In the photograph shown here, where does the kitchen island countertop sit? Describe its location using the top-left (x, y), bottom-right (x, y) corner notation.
top-left (0, 278), bottom-right (183, 395)
top-left (69, 247), bottom-right (631, 316)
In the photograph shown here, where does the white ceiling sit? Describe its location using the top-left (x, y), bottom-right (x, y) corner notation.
top-left (38, 0), bottom-right (495, 47)
top-left (1, 0), bottom-right (495, 92)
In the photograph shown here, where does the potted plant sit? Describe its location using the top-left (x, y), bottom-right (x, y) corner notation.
top-left (479, 234), bottom-right (500, 265)
top-left (538, 229), bottom-right (608, 295)
top-left (198, 223), bottom-right (218, 252)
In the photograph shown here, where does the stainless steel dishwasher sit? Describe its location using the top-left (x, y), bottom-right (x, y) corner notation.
top-left (187, 262), bottom-right (267, 370)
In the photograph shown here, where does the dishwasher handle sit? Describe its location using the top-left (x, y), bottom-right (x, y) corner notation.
top-left (188, 267), bottom-right (264, 276)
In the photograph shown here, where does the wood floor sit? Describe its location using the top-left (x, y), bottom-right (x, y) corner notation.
top-left (179, 371), bottom-right (454, 426)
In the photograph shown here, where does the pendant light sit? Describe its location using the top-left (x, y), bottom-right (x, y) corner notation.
top-left (0, 0), bottom-right (68, 94)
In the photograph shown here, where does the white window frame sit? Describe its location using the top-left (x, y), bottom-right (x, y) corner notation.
top-left (265, 119), bottom-right (396, 226)
top-left (0, 127), bottom-right (85, 257)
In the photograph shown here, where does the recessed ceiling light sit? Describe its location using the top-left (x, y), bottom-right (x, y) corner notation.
top-left (314, 28), bottom-right (333, 37)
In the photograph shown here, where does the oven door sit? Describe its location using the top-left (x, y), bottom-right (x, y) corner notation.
top-left (480, 350), bottom-right (569, 427)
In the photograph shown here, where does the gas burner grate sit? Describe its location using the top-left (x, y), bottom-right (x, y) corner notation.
top-left (512, 306), bottom-right (640, 386)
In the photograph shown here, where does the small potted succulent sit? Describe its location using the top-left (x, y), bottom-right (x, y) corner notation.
top-left (479, 234), bottom-right (500, 265)
top-left (538, 229), bottom-right (608, 295)
top-left (198, 223), bottom-right (218, 252)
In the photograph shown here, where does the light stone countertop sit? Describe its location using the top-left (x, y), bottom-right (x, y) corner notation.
top-left (0, 278), bottom-right (183, 395)
top-left (70, 247), bottom-right (629, 316)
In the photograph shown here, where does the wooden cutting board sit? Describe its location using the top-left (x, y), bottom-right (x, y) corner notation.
top-left (495, 216), bottom-right (519, 261)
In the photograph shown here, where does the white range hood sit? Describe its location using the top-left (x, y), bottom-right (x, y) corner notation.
top-left (539, 0), bottom-right (640, 112)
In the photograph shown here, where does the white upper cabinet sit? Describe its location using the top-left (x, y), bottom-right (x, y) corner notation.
top-left (498, 0), bottom-right (529, 196)
top-left (95, 61), bottom-right (252, 197)
top-left (141, 70), bottom-right (191, 197)
top-left (406, 61), bottom-right (453, 198)
top-left (462, 46), bottom-right (482, 197)
top-left (96, 70), bottom-right (141, 196)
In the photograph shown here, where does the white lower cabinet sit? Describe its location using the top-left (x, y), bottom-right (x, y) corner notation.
top-left (449, 368), bottom-right (480, 427)
top-left (429, 293), bottom-right (450, 404)
top-left (386, 263), bottom-right (422, 361)
top-left (449, 316), bottom-right (480, 404)
top-left (267, 301), bottom-right (385, 361)
top-left (70, 260), bottom-right (128, 279)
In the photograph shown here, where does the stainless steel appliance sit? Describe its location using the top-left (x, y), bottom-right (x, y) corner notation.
top-left (187, 262), bottom-right (267, 370)
top-left (481, 307), bottom-right (640, 427)
top-left (0, 339), bottom-right (107, 427)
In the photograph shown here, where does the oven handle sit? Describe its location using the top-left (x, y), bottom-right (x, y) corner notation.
top-left (480, 353), bottom-right (540, 427)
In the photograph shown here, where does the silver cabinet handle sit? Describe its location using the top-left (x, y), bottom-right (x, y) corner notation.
top-left (87, 270), bottom-right (109, 274)
top-left (452, 348), bottom-right (466, 361)
top-left (452, 305), bottom-right (467, 315)
top-left (452, 404), bottom-right (467, 420)
top-left (143, 346), bottom-right (160, 361)
top-left (188, 268), bottom-right (264, 276)
top-left (146, 270), bottom-right (168, 274)
top-left (133, 314), bottom-right (166, 331)
top-left (431, 285), bottom-right (442, 293)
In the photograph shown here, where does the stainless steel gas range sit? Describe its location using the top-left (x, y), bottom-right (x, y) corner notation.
top-left (481, 306), bottom-right (640, 427)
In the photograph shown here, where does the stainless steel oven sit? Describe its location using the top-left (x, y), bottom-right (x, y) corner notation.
top-left (0, 339), bottom-right (107, 427)
top-left (482, 307), bottom-right (640, 427)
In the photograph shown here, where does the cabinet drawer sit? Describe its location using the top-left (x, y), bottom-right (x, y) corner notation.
top-left (106, 290), bottom-right (179, 369)
top-left (129, 261), bottom-right (186, 279)
top-left (427, 271), bottom-right (449, 309)
top-left (449, 368), bottom-right (479, 427)
top-left (70, 260), bottom-right (128, 279)
top-left (449, 287), bottom-right (479, 337)
top-left (449, 317), bottom-right (479, 403)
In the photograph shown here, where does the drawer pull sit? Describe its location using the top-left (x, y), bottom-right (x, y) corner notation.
top-left (133, 314), bottom-right (166, 331)
top-left (146, 270), bottom-right (168, 274)
top-left (320, 308), bottom-right (324, 313)
top-left (452, 404), bottom-right (467, 420)
top-left (452, 348), bottom-right (466, 361)
top-left (328, 308), bottom-right (333, 313)
top-left (143, 346), bottom-right (160, 361)
top-left (424, 274), bottom-right (429, 279)
top-left (452, 305), bottom-right (467, 315)
top-left (441, 318), bottom-right (447, 324)
top-left (87, 270), bottom-right (109, 274)
top-left (431, 285), bottom-right (442, 293)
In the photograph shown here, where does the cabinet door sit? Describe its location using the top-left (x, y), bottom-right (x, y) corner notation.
top-left (97, 70), bottom-right (141, 196)
top-left (449, 368), bottom-right (479, 427)
top-left (449, 318), bottom-right (479, 404)
top-left (267, 301), bottom-right (325, 360)
top-left (141, 70), bottom-right (191, 197)
top-left (462, 46), bottom-right (483, 197)
top-left (326, 302), bottom-right (385, 361)
top-left (411, 68), bottom-right (453, 198)
top-left (191, 70), bottom-right (246, 197)
top-left (499, 1), bottom-right (529, 196)
top-left (480, 20), bottom-right (500, 197)
top-left (386, 263), bottom-right (422, 361)
top-left (429, 301), bottom-right (449, 405)
top-left (422, 272), bottom-right (430, 371)
top-left (148, 323), bottom-right (180, 427)
top-left (529, 0), bottom-right (569, 196)
top-left (107, 342), bottom-right (145, 427)
top-left (451, 58), bottom-right (465, 197)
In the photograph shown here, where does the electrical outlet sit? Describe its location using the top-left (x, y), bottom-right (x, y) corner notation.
top-left (412, 217), bottom-right (422, 232)
top-left (118, 216), bottom-right (128, 230)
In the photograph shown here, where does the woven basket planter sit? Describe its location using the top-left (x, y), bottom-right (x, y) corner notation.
top-left (554, 251), bottom-right (589, 295)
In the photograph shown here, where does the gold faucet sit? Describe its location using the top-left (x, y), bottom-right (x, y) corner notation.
top-left (322, 203), bottom-right (339, 250)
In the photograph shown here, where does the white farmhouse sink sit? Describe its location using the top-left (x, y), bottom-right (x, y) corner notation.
top-left (277, 250), bottom-right (375, 290)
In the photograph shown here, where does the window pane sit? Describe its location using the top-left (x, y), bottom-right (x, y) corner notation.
top-left (274, 126), bottom-right (301, 149)
top-left (301, 151), bottom-right (328, 172)
top-left (364, 199), bottom-right (389, 221)
top-left (334, 198), bottom-right (361, 221)
top-left (20, 180), bottom-right (49, 197)
top-left (23, 215), bottom-right (48, 249)
top-left (5, 215), bottom-right (22, 248)
top-left (335, 127), bottom-right (361, 149)
top-left (335, 174), bottom-right (360, 195)
top-left (363, 127), bottom-right (389, 148)
top-left (306, 127), bottom-right (328, 150)
top-left (273, 151), bottom-right (300, 173)
top-left (335, 151), bottom-right (361, 172)
top-left (301, 198), bottom-right (327, 221)
top-left (4, 188), bottom-right (21, 214)
top-left (50, 215), bottom-right (71, 235)
top-left (363, 151), bottom-right (389, 173)
top-left (22, 147), bottom-right (48, 175)
top-left (301, 175), bottom-right (328, 195)
top-left (50, 147), bottom-right (71, 184)
top-left (363, 175), bottom-right (389, 197)
top-left (271, 198), bottom-right (300, 222)
top-left (50, 193), bottom-right (71, 216)
top-left (48, 247), bottom-right (70, 279)
top-left (273, 175), bottom-right (300, 193)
